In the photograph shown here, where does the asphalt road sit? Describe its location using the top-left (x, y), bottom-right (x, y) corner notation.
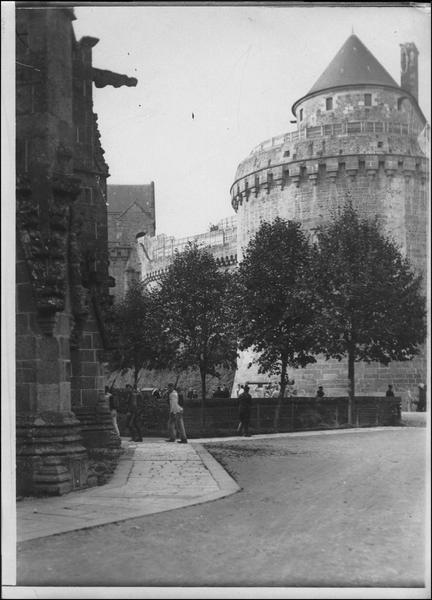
top-left (17, 428), bottom-right (427, 588)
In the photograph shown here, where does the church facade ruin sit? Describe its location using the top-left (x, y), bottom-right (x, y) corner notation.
top-left (16, 7), bottom-right (137, 496)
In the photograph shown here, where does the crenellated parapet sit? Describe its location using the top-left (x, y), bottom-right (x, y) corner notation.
top-left (231, 153), bottom-right (428, 209)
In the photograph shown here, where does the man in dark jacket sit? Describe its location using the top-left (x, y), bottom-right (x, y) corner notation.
top-left (237, 384), bottom-right (252, 437)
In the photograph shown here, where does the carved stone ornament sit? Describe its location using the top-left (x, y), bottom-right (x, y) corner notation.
top-left (16, 173), bottom-right (81, 335)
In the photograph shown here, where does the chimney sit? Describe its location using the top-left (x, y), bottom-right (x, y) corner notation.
top-left (400, 43), bottom-right (419, 100)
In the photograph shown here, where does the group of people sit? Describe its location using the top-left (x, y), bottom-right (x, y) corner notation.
top-left (105, 383), bottom-right (189, 444)
top-left (236, 380), bottom-right (298, 399)
top-left (386, 383), bottom-right (427, 412)
top-left (212, 385), bottom-right (230, 398)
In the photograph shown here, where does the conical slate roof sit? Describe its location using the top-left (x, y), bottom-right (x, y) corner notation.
top-left (307, 34), bottom-right (399, 95)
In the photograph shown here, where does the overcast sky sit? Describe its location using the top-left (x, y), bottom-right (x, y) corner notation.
top-left (72, 4), bottom-right (430, 238)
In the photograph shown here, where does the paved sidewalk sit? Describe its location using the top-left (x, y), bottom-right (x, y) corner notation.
top-left (16, 422), bottom-right (425, 543)
top-left (17, 440), bottom-right (240, 543)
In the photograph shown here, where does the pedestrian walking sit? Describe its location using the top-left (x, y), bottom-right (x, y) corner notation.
top-left (237, 384), bottom-right (252, 437)
top-left (125, 384), bottom-right (143, 442)
top-left (386, 384), bottom-right (395, 397)
top-left (166, 383), bottom-right (188, 443)
top-left (105, 386), bottom-right (120, 437)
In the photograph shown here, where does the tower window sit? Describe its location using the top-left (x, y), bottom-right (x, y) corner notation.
top-left (284, 150), bottom-right (290, 157)
top-left (299, 108), bottom-right (303, 121)
top-left (326, 97), bottom-right (333, 110)
top-left (364, 93), bottom-right (372, 106)
top-left (377, 141), bottom-right (383, 148)
top-left (397, 97), bottom-right (405, 111)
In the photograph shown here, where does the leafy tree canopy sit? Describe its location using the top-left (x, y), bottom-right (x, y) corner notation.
top-left (314, 203), bottom-right (426, 367)
top-left (237, 218), bottom-right (317, 394)
top-left (108, 281), bottom-right (172, 385)
top-left (159, 243), bottom-right (238, 408)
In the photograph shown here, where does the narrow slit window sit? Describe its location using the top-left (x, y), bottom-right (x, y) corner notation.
top-left (364, 93), bottom-right (372, 106)
top-left (326, 97), bottom-right (333, 110)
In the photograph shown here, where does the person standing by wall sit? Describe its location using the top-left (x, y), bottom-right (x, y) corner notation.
top-left (237, 384), bottom-right (252, 437)
top-left (105, 386), bottom-right (120, 437)
top-left (125, 384), bottom-right (143, 442)
top-left (316, 386), bottom-right (325, 398)
top-left (417, 383), bottom-right (426, 412)
top-left (166, 383), bottom-right (188, 444)
top-left (386, 384), bottom-right (395, 397)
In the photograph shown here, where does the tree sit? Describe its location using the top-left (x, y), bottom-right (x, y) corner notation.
top-left (108, 281), bottom-right (171, 388)
top-left (314, 203), bottom-right (426, 424)
top-left (159, 243), bottom-right (238, 426)
top-left (237, 218), bottom-right (317, 430)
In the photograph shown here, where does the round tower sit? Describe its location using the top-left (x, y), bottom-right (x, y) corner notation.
top-left (231, 35), bottom-right (428, 399)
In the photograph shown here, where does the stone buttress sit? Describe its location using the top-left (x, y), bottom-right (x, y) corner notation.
top-left (16, 7), bottom-right (137, 495)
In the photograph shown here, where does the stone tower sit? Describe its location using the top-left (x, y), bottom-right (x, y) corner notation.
top-left (230, 34), bottom-right (428, 399)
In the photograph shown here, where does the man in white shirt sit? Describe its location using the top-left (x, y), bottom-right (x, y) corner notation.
top-left (166, 383), bottom-right (188, 444)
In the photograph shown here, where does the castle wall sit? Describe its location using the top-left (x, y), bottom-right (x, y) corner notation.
top-left (139, 217), bottom-right (238, 286)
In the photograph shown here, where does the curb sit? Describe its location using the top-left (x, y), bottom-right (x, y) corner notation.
top-left (17, 441), bottom-right (240, 543)
top-left (192, 425), bottom-right (414, 444)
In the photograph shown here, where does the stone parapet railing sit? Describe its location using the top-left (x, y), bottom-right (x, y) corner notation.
top-left (116, 395), bottom-right (402, 438)
top-left (249, 120), bottom-right (422, 155)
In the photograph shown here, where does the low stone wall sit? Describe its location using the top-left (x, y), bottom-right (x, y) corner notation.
top-left (115, 394), bottom-right (401, 439)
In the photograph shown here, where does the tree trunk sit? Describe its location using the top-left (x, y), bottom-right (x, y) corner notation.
top-left (347, 346), bottom-right (355, 425)
top-left (200, 367), bottom-right (206, 428)
top-left (273, 357), bottom-right (288, 432)
top-left (134, 366), bottom-right (140, 389)
top-left (109, 374), bottom-right (119, 392)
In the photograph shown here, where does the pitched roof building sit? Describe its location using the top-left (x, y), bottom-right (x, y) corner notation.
top-left (107, 184), bottom-right (156, 301)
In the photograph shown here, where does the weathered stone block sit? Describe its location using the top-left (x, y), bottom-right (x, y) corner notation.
top-left (36, 337), bottom-right (60, 362)
top-left (16, 284), bottom-right (36, 312)
top-left (16, 260), bottom-right (30, 285)
top-left (16, 335), bottom-right (37, 360)
top-left (37, 360), bottom-right (60, 384)
top-left (81, 361), bottom-right (100, 377)
top-left (79, 349), bottom-right (96, 362)
top-left (16, 313), bottom-right (30, 335)
top-left (16, 383), bottom-right (37, 412)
